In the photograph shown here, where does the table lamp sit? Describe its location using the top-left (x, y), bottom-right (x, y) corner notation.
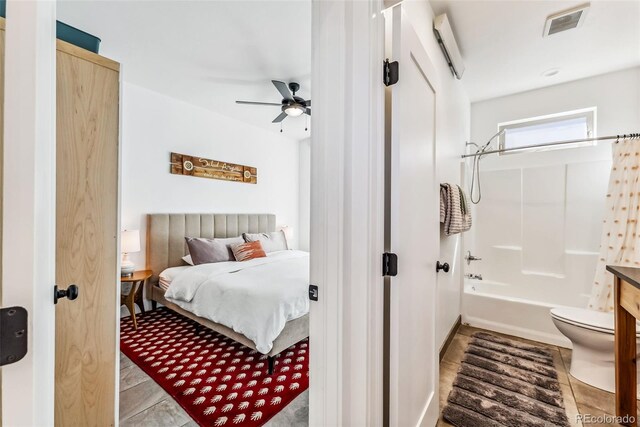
top-left (121, 230), bottom-right (140, 277)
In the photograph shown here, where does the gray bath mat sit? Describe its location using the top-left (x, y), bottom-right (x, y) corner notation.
top-left (442, 331), bottom-right (571, 427)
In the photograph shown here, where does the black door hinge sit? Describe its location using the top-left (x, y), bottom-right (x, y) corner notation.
top-left (384, 59), bottom-right (399, 86)
top-left (309, 284), bottom-right (318, 301)
top-left (0, 306), bottom-right (28, 366)
top-left (382, 252), bottom-right (398, 276)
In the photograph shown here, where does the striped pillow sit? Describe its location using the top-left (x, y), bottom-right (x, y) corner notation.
top-left (231, 241), bottom-right (267, 262)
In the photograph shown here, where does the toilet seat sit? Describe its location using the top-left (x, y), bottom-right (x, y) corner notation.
top-left (551, 307), bottom-right (640, 336)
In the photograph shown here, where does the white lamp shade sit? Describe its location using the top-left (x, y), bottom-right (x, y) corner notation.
top-left (284, 105), bottom-right (304, 117)
top-left (121, 230), bottom-right (140, 253)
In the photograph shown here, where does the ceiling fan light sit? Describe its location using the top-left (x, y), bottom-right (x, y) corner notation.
top-left (284, 104), bottom-right (305, 117)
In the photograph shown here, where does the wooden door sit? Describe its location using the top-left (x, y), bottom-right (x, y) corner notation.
top-left (55, 41), bottom-right (120, 426)
top-left (386, 5), bottom-right (440, 427)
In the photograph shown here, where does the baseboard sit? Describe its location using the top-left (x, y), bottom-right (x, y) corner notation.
top-left (463, 316), bottom-right (572, 349)
top-left (439, 315), bottom-right (462, 362)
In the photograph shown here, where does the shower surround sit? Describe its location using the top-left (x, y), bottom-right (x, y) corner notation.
top-left (463, 157), bottom-right (611, 346)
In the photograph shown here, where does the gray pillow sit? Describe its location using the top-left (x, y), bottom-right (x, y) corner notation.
top-left (242, 231), bottom-right (288, 253)
top-left (185, 236), bottom-right (244, 265)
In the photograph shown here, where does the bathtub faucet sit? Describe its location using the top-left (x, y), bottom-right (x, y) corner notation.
top-left (465, 251), bottom-right (482, 265)
top-left (465, 273), bottom-right (483, 280)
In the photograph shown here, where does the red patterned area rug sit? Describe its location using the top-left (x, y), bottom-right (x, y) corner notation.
top-left (120, 308), bottom-right (309, 427)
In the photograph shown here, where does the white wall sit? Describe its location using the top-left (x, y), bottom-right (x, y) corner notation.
top-left (298, 138), bottom-right (311, 251)
top-left (467, 67), bottom-right (640, 307)
top-left (121, 83), bottom-right (301, 270)
top-left (2, 2), bottom-right (57, 425)
top-left (471, 67), bottom-right (640, 159)
top-left (402, 0), bottom-right (471, 349)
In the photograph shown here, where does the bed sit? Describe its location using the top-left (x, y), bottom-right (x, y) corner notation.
top-left (145, 213), bottom-right (309, 374)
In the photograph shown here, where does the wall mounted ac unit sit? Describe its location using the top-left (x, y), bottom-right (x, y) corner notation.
top-left (433, 13), bottom-right (465, 80)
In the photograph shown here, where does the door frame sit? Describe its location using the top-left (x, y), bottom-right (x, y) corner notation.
top-left (309, 0), bottom-right (386, 425)
top-left (1, 0), bottom-right (57, 425)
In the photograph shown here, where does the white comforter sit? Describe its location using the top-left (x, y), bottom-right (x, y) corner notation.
top-left (164, 250), bottom-right (309, 354)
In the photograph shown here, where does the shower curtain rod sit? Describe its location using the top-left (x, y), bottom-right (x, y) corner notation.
top-left (461, 133), bottom-right (640, 159)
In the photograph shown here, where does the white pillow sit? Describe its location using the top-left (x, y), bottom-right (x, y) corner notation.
top-left (182, 254), bottom-right (194, 266)
top-left (242, 231), bottom-right (288, 253)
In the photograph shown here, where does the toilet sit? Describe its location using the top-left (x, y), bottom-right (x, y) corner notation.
top-left (551, 306), bottom-right (640, 395)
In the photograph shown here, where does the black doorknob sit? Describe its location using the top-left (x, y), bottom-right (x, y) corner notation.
top-left (436, 261), bottom-right (450, 273)
top-left (54, 284), bottom-right (79, 304)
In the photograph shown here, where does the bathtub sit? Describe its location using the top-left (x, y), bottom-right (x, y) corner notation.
top-left (462, 279), bottom-right (590, 348)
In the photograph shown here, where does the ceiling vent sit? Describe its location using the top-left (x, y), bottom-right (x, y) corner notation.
top-left (433, 14), bottom-right (465, 80)
top-left (543, 3), bottom-right (590, 37)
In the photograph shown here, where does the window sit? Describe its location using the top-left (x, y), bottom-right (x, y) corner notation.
top-left (498, 108), bottom-right (596, 155)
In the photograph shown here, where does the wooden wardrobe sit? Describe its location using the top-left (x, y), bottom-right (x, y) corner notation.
top-left (54, 40), bottom-right (120, 425)
top-left (0, 19), bottom-right (118, 425)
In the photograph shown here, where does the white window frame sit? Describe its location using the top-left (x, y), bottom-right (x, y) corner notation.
top-left (497, 107), bottom-right (597, 155)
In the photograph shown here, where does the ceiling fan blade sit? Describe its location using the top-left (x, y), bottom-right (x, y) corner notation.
top-left (305, 100), bottom-right (311, 106)
top-left (272, 111), bottom-right (288, 123)
top-left (305, 108), bottom-right (311, 116)
top-left (272, 80), bottom-right (293, 101)
top-left (236, 100), bottom-right (282, 106)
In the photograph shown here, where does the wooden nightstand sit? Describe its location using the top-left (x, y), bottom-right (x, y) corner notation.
top-left (121, 269), bottom-right (152, 330)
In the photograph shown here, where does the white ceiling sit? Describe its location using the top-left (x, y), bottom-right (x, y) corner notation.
top-left (430, 0), bottom-right (640, 102)
top-left (57, 0), bottom-right (312, 141)
top-left (58, 0), bottom-right (640, 126)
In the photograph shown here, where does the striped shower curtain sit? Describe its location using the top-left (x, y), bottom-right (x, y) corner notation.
top-left (588, 136), bottom-right (640, 312)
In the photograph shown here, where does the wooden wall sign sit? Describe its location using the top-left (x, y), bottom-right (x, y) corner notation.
top-left (170, 152), bottom-right (257, 184)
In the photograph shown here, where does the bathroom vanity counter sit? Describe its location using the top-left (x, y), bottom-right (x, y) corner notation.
top-left (608, 265), bottom-right (640, 291)
top-left (607, 264), bottom-right (640, 427)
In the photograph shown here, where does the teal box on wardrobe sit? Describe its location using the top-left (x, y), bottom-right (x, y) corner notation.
top-left (56, 21), bottom-right (101, 54)
top-left (0, 1), bottom-right (101, 54)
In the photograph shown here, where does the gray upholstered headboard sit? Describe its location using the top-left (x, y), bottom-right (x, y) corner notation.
top-left (146, 213), bottom-right (276, 285)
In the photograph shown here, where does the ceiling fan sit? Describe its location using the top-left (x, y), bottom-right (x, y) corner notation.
top-left (236, 80), bottom-right (311, 124)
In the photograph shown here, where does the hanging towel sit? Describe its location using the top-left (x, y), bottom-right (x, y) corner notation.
top-left (440, 186), bottom-right (447, 223)
top-left (440, 183), bottom-right (472, 235)
top-left (461, 187), bottom-right (472, 231)
top-left (458, 185), bottom-right (473, 231)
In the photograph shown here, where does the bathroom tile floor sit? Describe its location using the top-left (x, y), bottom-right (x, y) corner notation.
top-left (438, 325), bottom-right (640, 427)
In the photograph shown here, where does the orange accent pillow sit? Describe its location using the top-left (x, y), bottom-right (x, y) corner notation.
top-left (231, 240), bottom-right (267, 262)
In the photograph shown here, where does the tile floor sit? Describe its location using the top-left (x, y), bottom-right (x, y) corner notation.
top-left (438, 324), bottom-right (640, 427)
top-left (119, 352), bottom-right (309, 426)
